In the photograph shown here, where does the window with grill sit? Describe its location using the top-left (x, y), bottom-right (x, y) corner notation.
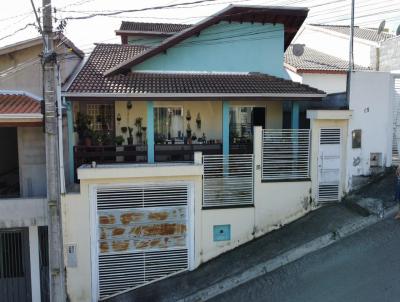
top-left (86, 104), bottom-right (114, 133)
top-left (0, 231), bottom-right (24, 278)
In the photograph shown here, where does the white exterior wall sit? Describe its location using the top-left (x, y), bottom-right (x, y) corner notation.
top-left (286, 68), bottom-right (347, 94)
top-left (294, 26), bottom-right (375, 68)
top-left (347, 71), bottom-right (392, 189)
top-left (302, 73), bottom-right (347, 94)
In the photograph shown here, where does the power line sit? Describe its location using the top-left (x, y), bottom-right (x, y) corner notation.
top-left (0, 23), bottom-right (37, 42)
top-left (60, 0), bottom-right (219, 20)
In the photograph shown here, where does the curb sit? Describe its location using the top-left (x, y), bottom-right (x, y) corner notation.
top-left (178, 206), bottom-right (398, 302)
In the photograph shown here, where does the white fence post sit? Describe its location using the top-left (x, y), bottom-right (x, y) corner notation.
top-left (194, 152), bottom-right (203, 165)
top-left (253, 126), bottom-right (263, 184)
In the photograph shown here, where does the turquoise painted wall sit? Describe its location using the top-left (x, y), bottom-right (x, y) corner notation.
top-left (132, 22), bottom-right (286, 78)
top-left (128, 36), bottom-right (166, 47)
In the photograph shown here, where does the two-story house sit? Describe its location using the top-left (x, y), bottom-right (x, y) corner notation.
top-left (58, 6), bottom-right (362, 302)
top-left (0, 34), bottom-right (83, 302)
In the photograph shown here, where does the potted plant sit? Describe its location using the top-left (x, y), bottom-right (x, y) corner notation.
top-left (114, 135), bottom-right (125, 146)
top-left (186, 123), bottom-right (192, 144)
top-left (75, 112), bottom-right (93, 146)
top-left (135, 117), bottom-right (143, 144)
top-left (191, 132), bottom-right (197, 143)
top-left (127, 127), bottom-right (134, 145)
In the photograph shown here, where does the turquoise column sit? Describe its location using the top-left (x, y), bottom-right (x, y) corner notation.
top-left (147, 101), bottom-right (155, 163)
top-left (222, 100), bottom-right (230, 155)
top-left (291, 101), bottom-right (300, 129)
top-left (66, 101), bottom-right (75, 184)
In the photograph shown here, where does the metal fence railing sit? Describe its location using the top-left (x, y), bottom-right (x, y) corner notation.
top-left (262, 129), bottom-right (311, 181)
top-left (203, 154), bottom-right (254, 208)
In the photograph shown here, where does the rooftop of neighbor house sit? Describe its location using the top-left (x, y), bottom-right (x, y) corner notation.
top-left (116, 21), bottom-right (193, 36)
top-left (65, 43), bottom-right (325, 97)
top-left (106, 5), bottom-right (310, 76)
top-left (309, 24), bottom-right (394, 43)
top-left (284, 45), bottom-right (371, 73)
top-left (0, 33), bottom-right (84, 57)
top-left (0, 91), bottom-right (41, 114)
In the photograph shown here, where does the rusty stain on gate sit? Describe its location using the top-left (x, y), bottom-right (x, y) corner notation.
top-left (98, 207), bottom-right (187, 254)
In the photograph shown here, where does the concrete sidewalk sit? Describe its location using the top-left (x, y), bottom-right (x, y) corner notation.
top-left (107, 174), bottom-right (398, 302)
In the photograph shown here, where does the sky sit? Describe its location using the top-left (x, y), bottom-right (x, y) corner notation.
top-left (0, 0), bottom-right (399, 52)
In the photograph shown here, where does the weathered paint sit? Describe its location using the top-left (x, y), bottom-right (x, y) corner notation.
top-left (132, 22), bottom-right (286, 78)
top-left (147, 100), bottom-right (155, 163)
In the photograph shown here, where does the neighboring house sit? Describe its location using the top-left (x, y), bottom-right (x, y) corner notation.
top-left (292, 24), bottom-right (394, 70)
top-left (285, 45), bottom-right (369, 94)
top-left (379, 35), bottom-right (400, 72)
top-left (116, 21), bottom-right (192, 46)
top-left (0, 35), bottom-right (83, 302)
top-left (58, 6), bottom-right (363, 302)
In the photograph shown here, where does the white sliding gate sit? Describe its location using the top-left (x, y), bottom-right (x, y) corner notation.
top-left (317, 128), bottom-right (342, 202)
top-left (92, 183), bottom-right (193, 300)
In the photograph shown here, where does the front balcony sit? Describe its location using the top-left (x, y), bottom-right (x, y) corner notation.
top-left (68, 99), bottom-right (281, 182)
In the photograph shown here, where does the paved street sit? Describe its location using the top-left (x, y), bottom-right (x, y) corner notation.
top-left (211, 216), bottom-right (400, 302)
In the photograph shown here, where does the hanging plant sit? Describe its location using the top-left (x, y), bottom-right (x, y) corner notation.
top-left (196, 112), bottom-right (201, 129)
top-left (186, 110), bottom-right (192, 121)
top-left (127, 101), bottom-right (133, 110)
top-left (117, 113), bottom-right (122, 122)
top-left (121, 126), bottom-right (127, 133)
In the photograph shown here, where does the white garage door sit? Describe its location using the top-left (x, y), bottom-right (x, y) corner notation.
top-left (94, 183), bottom-right (192, 300)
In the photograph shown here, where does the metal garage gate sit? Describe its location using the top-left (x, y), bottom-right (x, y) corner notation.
top-left (95, 184), bottom-right (191, 300)
top-left (0, 228), bottom-right (31, 302)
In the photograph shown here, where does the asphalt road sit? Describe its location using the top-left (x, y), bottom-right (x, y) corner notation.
top-left (211, 216), bottom-right (400, 302)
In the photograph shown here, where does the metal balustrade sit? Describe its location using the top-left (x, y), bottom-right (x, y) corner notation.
top-left (203, 154), bottom-right (254, 207)
top-left (262, 129), bottom-right (311, 181)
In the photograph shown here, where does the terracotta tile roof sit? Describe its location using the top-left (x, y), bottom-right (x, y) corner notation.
top-left (310, 24), bottom-right (394, 43)
top-left (67, 44), bottom-right (325, 97)
top-left (285, 45), bottom-right (370, 72)
top-left (119, 21), bottom-right (192, 34)
top-left (0, 92), bottom-right (41, 114)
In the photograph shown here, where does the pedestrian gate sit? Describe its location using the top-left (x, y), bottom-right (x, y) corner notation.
top-left (0, 228), bottom-right (31, 302)
top-left (94, 183), bottom-right (191, 300)
top-left (318, 128), bottom-right (342, 202)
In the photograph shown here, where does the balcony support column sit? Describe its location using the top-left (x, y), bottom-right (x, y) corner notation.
top-left (222, 100), bottom-right (230, 156)
top-left (147, 101), bottom-right (155, 163)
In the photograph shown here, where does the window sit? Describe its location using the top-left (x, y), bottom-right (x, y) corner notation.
top-left (352, 129), bottom-right (361, 148)
top-left (229, 107), bottom-right (253, 144)
top-left (86, 104), bottom-right (114, 133)
top-left (154, 107), bottom-right (184, 144)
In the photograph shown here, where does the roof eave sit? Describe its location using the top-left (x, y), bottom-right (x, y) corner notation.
top-left (63, 92), bottom-right (326, 99)
top-left (115, 30), bottom-right (175, 37)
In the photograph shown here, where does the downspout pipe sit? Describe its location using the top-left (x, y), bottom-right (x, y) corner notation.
top-left (57, 64), bottom-right (66, 194)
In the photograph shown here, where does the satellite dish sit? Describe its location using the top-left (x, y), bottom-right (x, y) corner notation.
top-left (377, 20), bottom-right (386, 35)
top-left (292, 44), bottom-right (305, 57)
top-left (396, 24), bottom-right (400, 36)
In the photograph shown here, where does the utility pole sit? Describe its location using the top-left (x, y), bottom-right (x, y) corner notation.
top-left (41, 0), bottom-right (66, 300)
top-left (346, 0), bottom-right (355, 104)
